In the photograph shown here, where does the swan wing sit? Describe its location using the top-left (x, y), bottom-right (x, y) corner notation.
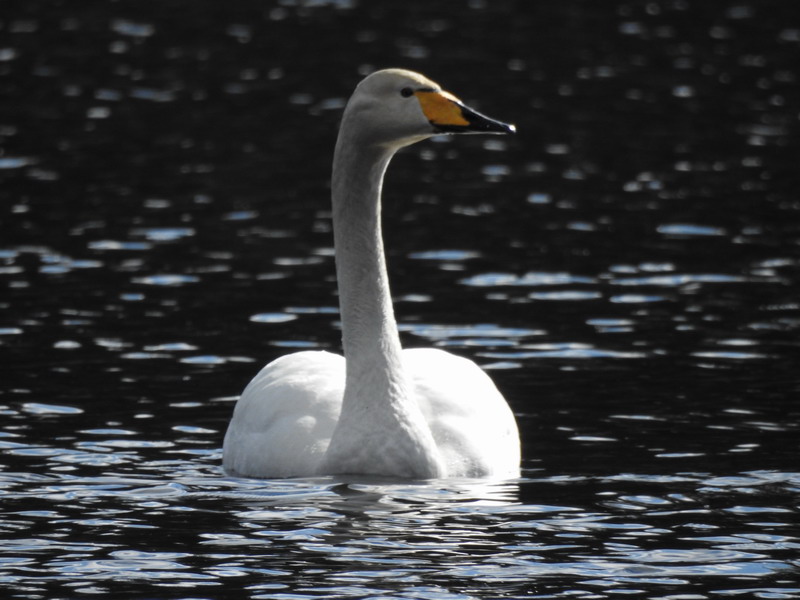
top-left (222, 350), bottom-right (345, 478)
top-left (403, 348), bottom-right (520, 478)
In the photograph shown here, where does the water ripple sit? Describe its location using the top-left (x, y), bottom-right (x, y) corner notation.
top-left (0, 467), bottom-right (797, 597)
top-left (2, 1), bottom-right (800, 598)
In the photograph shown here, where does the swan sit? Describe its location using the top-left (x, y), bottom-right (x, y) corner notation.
top-left (223, 68), bottom-right (520, 479)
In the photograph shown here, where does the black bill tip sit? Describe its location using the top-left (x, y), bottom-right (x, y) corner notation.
top-left (435, 103), bottom-right (516, 135)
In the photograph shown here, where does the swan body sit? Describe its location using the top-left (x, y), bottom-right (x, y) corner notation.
top-left (223, 68), bottom-right (520, 479)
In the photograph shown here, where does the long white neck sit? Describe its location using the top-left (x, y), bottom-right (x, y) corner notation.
top-left (332, 140), bottom-right (400, 375)
top-left (322, 118), bottom-right (443, 478)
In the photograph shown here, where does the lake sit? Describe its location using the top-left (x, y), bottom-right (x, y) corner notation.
top-left (1, 0), bottom-right (799, 598)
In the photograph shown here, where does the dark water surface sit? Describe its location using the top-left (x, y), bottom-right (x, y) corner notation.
top-left (2, 1), bottom-right (799, 598)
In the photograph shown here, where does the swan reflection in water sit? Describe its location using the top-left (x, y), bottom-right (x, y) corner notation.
top-left (224, 476), bottom-right (522, 517)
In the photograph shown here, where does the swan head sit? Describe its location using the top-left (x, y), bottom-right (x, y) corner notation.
top-left (341, 68), bottom-right (515, 149)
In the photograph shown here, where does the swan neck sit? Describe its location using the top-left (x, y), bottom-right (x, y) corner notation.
top-left (324, 113), bottom-right (443, 479)
top-left (332, 137), bottom-right (401, 369)
top-left (325, 136), bottom-right (444, 478)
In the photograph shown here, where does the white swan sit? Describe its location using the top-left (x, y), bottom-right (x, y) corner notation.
top-left (223, 68), bottom-right (520, 479)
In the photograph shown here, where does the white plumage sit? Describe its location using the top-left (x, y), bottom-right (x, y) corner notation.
top-left (223, 69), bottom-right (520, 479)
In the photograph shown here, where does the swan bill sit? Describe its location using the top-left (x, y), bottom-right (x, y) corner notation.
top-left (415, 90), bottom-right (516, 135)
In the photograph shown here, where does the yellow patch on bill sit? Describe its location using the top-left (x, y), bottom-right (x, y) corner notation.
top-left (415, 91), bottom-right (469, 127)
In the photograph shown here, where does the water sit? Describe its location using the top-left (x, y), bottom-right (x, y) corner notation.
top-left (2, 0), bottom-right (799, 598)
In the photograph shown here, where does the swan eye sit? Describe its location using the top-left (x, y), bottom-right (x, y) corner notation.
top-left (400, 87), bottom-right (414, 98)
